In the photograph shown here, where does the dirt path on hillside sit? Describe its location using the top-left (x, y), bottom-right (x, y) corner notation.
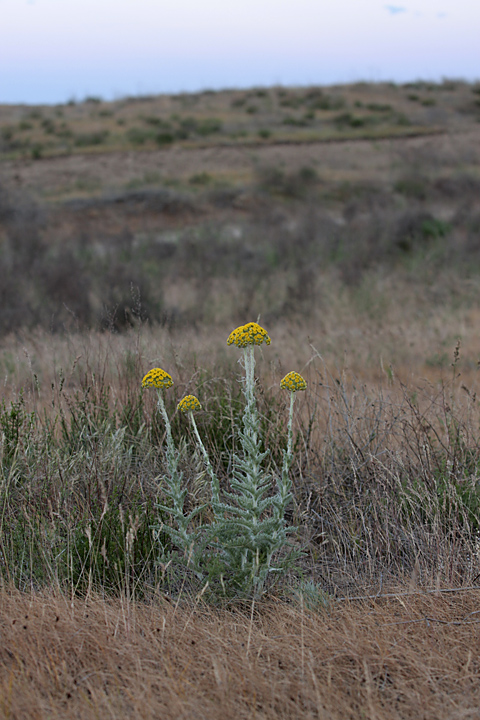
top-left (1, 128), bottom-right (479, 197)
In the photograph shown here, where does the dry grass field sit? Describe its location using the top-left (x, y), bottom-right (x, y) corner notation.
top-left (2, 588), bottom-right (480, 720)
top-left (1, 80), bottom-right (480, 717)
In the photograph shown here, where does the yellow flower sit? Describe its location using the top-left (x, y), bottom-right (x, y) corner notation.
top-left (141, 368), bottom-right (174, 389)
top-left (178, 395), bottom-right (202, 413)
top-left (227, 322), bottom-right (271, 348)
top-left (280, 371), bottom-right (307, 392)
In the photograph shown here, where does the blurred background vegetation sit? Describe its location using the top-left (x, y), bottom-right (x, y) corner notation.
top-left (0, 80), bottom-right (479, 337)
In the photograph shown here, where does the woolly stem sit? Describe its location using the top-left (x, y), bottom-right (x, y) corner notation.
top-left (243, 345), bottom-right (255, 414)
top-left (156, 389), bottom-right (190, 550)
top-left (277, 391), bottom-right (296, 517)
top-left (189, 411), bottom-right (220, 509)
top-left (157, 391), bottom-right (175, 472)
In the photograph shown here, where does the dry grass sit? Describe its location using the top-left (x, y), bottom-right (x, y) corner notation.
top-left (2, 121), bottom-right (479, 199)
top-left (1, 279), bottom-right (480, 406)
top-left (2, 587), bottom-right (480, 719)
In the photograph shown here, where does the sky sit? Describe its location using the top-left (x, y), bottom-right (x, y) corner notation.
top-left (0, 0), bottom-right (479, 104)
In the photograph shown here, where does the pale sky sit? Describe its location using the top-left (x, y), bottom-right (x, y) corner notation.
top-left (0, 0), bottom-right (479, 104)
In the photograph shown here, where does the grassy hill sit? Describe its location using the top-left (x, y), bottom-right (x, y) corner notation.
top-left (4, 80), bottom-right (476, 162)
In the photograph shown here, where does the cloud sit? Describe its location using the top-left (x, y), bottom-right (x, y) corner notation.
top-left (437, 12), bottom-right (447, 18)
top-left (385, 5), bottom-right (407, 15)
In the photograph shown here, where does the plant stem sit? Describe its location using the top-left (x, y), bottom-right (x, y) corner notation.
top-left (243, 345), bottom-right (256, 416)
top-left (189, 411), bottom-right (220, 508)
top-left (277, 391), bottom-right (296, 518)
top-left (156, 390), bottom-right (190, 550)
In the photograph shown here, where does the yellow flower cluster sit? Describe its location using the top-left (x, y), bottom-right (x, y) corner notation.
top-left (141, 367), bottom-right (174, 389)
top-left (227, 322), bottom-right (271, 348)
top-left (177, 395), bottom-right (202, 413)
top-left (280, 371), bottom-right (307, 392)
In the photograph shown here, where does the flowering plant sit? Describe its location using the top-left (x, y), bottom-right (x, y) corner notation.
top-left (143, 324), bottom-right (305, 598)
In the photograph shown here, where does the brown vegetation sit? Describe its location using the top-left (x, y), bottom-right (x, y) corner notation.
top-left (2, 588), bottom-right (480, 719)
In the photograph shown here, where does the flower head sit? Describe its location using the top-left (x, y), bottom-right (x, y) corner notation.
top-left (280, 371), bottom-right (307, 392)
top-left (141, 367), bottom-right (174, 390)
top-left (227, 322), bottom-right (271, 348)
top-left (177, 395), bottom-right (202, 413)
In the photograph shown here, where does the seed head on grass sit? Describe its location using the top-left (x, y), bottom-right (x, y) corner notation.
top-left (177, 395), bottom-right (202, 413)
top-left (280, 371), bottom-right (307, 392)
top-left (227, 322), bottom-right (271, 348)
top-left (141, 368), bottom-right (174, 389)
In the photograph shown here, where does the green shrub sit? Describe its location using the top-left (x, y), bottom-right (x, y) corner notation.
top-left (31, 143), bottom-right (43, 160)
top-left (366, 103), bottom-right (392, 112)
top-left (179, 116), bottom-right (198, 133)
top-left (310, 95), bottom-right (344, 111)
top-left (282, 115), bottom-right (308, 127)
top-left (334, 113), bottom-right (366, 129)
top-left (143, 116), bottom-right (171, 129)
top-left (155, 132), bottom-right (175, 146)
top-left (196, 118), bottom-right (222, 136)
top-left (395, 212), bottom-right (450, 253)
top-left (189, 172), bottom-right (211, 185)
top-left (256, 165), bottom-right (318, 198)
top-left (74, 131), bottom-right (109, 147)
top-left (41, 118), bottom-right (56, 134)
top-left (1, 126), bottom-right (14, 143)
top-left (126, 127), bottom-right (153, 145)
top-left (395, 113), bottom-right (411, 126)
top-left (231, 97), bottom-right (247, 108)
top-left (421, 217), bottom-right (451, 239)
